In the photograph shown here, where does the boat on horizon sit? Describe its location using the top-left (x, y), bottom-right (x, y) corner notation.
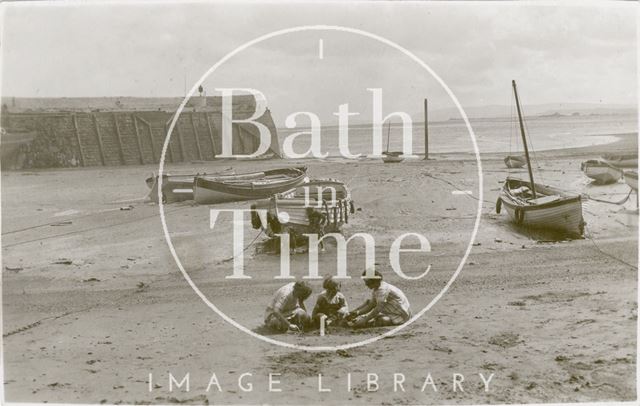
top-left (504, 155), bottom-right (526, 169)
top-left (601, 153), bottom-right (638, 168)
top-left (496, 80), bottom-right (584, 237)
top-left (193, 167), bottom-right (308, 204)
top-left (580, 159), bottom-right (623, 184)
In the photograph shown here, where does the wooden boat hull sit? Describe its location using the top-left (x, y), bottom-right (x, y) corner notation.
top-left (601, 153), bottom-right (638, 168)
top-left (251, 179), bottom-right (354, 237)
top-left (581, 160), bottom-right (623, 184)
top-left (624, 171), bottom-right (638, 190)
top-left (497, 178), bottom-right (584, 237)
top-left (382, 151), bottom-right (404, 164)
top-left (504, 155), bottom-right (526, 168)
top-left (194, 167), bottom-right (307, 204)
top-left (146, 174), bottom-right (197, 203)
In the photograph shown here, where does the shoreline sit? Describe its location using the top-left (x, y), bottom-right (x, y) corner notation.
top-left (1, 132), bottom-right (636, 175)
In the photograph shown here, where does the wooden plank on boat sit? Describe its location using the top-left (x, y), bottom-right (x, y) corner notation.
top-left (205, 113), bottom-right (217, 158)
top-left (71, 114), bottom-right (85, 167)
top-left (113, 113), bottom-right (125, 164)
top-left (132, 113), bottom-right (144, 164)
top-left (91, 114), bottom-right (106, 166)
top-left (190, 113), bottom-right (203, 160)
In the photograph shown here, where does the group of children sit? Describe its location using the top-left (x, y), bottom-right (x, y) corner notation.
top-left (264, 270), bottom-right (412, 333)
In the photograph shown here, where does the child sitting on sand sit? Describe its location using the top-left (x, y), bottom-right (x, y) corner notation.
top-left (312, 276), bottom-right (349, 328)
top-left (346, 270), bottom-right (411, 328)
top-left (265, 281), bottom-right (312, 332)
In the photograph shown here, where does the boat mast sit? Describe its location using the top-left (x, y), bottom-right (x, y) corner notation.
top-left (512, 80), bottom-right (537, 198)
top-left (385, 121), bottom-right (391, 153)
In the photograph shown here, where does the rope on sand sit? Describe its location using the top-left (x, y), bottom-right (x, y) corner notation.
top-left (583, 224), bottom-right (637, 270)
top-left (422, 172), bottom-right (495, 205)
top-left (218, 229), bottom-right (264, 264)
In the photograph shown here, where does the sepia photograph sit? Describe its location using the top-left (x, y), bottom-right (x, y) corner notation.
top-left (0, 1), bottom-right (637, 405)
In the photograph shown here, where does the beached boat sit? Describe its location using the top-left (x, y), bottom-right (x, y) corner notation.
top-left (496, 81), bottom-right (584, 237)
top-left (504, 155), bottom-right (526, 168)
top-left (624, 170), bottom-right (638, 190)
top-left (146, 174), bottom-right (198, 203)
top-left (250, 179), bottom-right (354, 238)
top-left (382, 122), bottom-right (404, 163)
top-left (382, 151), bottom-right (404, 163)
top-left (497, 177), bottom-right (584, 236)
top-left (580, 159), bottom-right (623, 184)
top-left (193, 167), bottom-right (308, 204)
top-left (601, 153), bottom-right (638, 168)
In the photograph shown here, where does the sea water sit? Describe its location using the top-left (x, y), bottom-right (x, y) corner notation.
top-left (276, 113), bottom-right (637, 156)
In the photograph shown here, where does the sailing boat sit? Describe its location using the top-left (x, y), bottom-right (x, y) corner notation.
top-left (496, 80), bottom-right (584, 237)
top-left (382, 121), bottom-right (404, 163)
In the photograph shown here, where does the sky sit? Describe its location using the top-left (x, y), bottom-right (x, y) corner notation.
top-left (0, 1), bottom-right (637, 124)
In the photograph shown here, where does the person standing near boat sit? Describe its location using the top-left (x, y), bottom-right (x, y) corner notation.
top-left (346, 270), bottom-right (412, 327)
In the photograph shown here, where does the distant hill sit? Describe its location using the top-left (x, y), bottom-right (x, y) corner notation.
top-left (414, 103), bottom-right (637, 122)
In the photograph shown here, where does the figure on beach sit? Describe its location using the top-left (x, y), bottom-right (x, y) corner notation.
top-left (312, 276), bottom-right (349, 328)
top-left (264, 281), bottom-right (312, 332)
top-left (346, 270), bottom-right (412, 328)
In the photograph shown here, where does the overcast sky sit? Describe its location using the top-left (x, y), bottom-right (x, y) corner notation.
top-left (1, 1), bottom-right (636, 123)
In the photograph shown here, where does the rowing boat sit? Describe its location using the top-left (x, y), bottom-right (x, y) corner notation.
top-left (497, 177), bottom-right (584, 236)
top-left (624, 170), bottom-right (638, 191)
top-left (580, 159), bottom-right (623, 184)
top-left (601, 153), bottom-right (638, 168)
top-left (146, 174), bottom-right (198, 203)
top-left (193, 167), bottom-right (308, 204)
top-left (504, 155), bottom-right (526, 168)
top-left (250, 178), bottom-right (354, 238)
top-left (496, 80), bottom-right (584, 237)
top-left (382, 151), bottom-right (404, 164)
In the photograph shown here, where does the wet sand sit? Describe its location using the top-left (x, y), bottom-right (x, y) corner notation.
top-left (2, 132), bottom-right (637, 404)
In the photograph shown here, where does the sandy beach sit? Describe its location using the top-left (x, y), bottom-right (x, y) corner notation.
top-left (2, 132), bottom-right (637, 404)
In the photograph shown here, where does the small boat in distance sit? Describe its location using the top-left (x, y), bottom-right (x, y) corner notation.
top-left (193, 167), bottom-right (308, 204)
top-left (504, 155), bottom-right (526, 169)
top-left (382, 121), bottom-right (404, 163)
top-left (601, 153), bottom-right (638, 168)
top-left (496, 80), bottom-right (584, 237)
top-left (581, 159), bottom-right (623, 184)
top-left (382, 151), bottom-right (404, 163)
top-left (624, 170), bottom-right (638, 191)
